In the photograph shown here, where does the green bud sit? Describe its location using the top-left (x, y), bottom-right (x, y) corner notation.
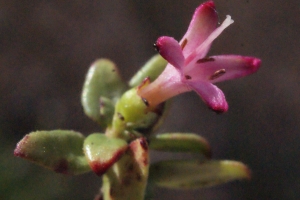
top-left (81, 59), bottom-right (127, 128)
top-left (149, 160), bottom-right (251, 189)
top-left (83, 133), bottom-right (128, 176)
top-left (14, 130), bottom-right (90, 175)
top-left (109, 88), bottom-right (163, 139)
top-left (149, 133), bottom-right (211, 158)
top-left (129, 54), bottom-right (167, 87)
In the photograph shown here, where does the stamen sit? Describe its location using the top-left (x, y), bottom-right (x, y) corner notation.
top-left (197, 57), bottom-right (215, 63)
top-left (209, 69), bottom-right (226, 80)
top-left (180, 38), bottom-right (188, 50)
top-left (185, 75), bottom-right (192, 80)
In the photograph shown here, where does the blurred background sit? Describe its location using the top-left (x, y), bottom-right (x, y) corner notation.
top-left (1, 0), bottom-right (299, 199)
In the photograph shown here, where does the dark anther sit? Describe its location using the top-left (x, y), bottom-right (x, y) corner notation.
top-left (142, 98), bottom-right (149, 107)
top-left (180, 38), bottom-right (188, 50)
top-left (117, 112), bottom-right (125, 121)
top-left (185, 75), bottom-right (192, 80)
top-left (209, 69), bottom-right (226, 80)
top-left (197, 57), bottom-right (215, 63)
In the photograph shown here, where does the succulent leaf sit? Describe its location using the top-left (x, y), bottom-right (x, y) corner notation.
top-left (83, 133), bottom-right (128, 176)
top-left (14, 130), bottom-right (90, 175)
top-left (81, 59), bottom-right (127, 127)
top-left (149, 160), bottom-right (251, 189)
top-left (129, 54), bottom-right (167, 87)
top-left (149, 133), bottom-right (211, 158)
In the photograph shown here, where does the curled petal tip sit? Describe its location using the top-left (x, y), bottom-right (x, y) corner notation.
top-left (201, 1), bottom-right (215, 10)
top-left (195, 1), bottom-right (217, 21)
top-left (154, 36), bottom-right (168, 52)
top-left (209, 102), bottom-right (228, 113)
top-left (154, 36), bottom-right (184, 69)
top-left (244, 57), bottom-right (261, 74)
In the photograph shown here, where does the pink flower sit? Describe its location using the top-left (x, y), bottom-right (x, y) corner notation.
top-left (138, 1), bottom-right (261, 113)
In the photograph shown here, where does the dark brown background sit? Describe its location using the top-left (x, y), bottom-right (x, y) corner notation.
top-left (1, 0), bottom-right (299, 199)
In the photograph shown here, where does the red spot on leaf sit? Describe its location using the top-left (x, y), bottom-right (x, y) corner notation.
top-left (90, 161), bottom-right (110, 176)
top-left (139, 138), bottom-right (148, 151)
top-left (142, 157), bottom-right (148, 166)
top-left (14, 134), bottom-right (30, 158)
top-left (54, 159), bottom-right (69, 174)
top-left (130, 138), bottom-right (149, 167)
top-left (89, 146), bottom-right (128, 176)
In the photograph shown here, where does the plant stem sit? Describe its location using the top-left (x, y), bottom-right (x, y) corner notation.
top-left (101, 137), bottom-right (149, 200)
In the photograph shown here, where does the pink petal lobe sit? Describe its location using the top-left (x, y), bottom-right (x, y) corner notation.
top-left (188, 81), bottom-right (228, 113)
top-left (180, 1), bottom-right (218, 57)
top-left (155, 36), bottom-right (184, 70)
top-left (185, 15), bottom-right (234, 68)
top-left (138, 65), bottom-right (191, 108)
top-left (186, 55), bottom-right (261, 83)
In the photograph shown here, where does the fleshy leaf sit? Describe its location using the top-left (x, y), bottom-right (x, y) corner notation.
top-left (149, 160), bottom-right (251, 189)
top-left (14, 130), bottom-right (90, 175)
top-left (129, 54), bottom-right (167, 87)
top-left (81, 59), bottom-right (127, 127)
top-left (99, 96), bottom-right (115, 126)
top-left (102, 137), bottom-right (149, 200)
top-left (83, 133), bottom-right (128, 176)
top-left (149, 133), bottom-right (211, 158)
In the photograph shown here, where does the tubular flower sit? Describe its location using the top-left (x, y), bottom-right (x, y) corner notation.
top-left (137, 1), bottom-right (261, 113)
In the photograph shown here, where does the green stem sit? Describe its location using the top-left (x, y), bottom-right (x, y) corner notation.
top-left (101, 137), bottom-right (149, 200)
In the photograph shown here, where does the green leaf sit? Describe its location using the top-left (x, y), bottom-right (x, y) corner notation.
top-left (83, 133), bottom-right (128, 176)
top-left (129, 54), bottom-right (167, 87)
top-left (14, 130), bottom-right (90, 175)
top-left (149, 133), bottom-right (211, 158)
top-left (81, 59), bottom-right (127, 127)
top-left (149, 160), bottom-right (251, 189)
top-left (99, 96), bottom-right (115, 126)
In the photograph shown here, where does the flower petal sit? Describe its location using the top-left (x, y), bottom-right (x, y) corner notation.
top-left (180, 1), bottom-right (218, 57)
top-left (188, 81), bottom-right (228, 113)
top-left (185, 15), bottom-right (234, 67)
top-left (138, 65), bottom-right (191, 108)
top-left (155, 36), bottom-right (184, 70)
top-left (185, 55), bottom-right (261, 83)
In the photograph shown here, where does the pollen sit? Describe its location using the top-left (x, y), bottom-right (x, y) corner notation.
top-left (180, 38), bottom-right (188, 50)
top-left (209, 69), bottom-right (226, 80)
top-left (197, 57), bottom-right (215, 63)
